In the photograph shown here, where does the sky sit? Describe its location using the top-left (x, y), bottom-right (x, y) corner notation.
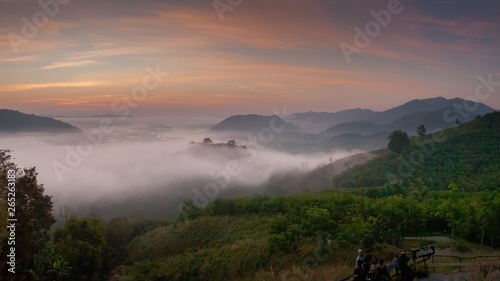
top-left (1, 0), bottom-right (499, 119)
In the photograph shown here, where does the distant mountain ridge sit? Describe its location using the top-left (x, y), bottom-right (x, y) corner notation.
top-left (211, 114), bottom-right (297, 133)
top-left (208, 97), bottom-right (496, 153)
top-left (296, 97), bottom-right (496, 134)
top-left (290, 108), bottom-right (376, 124)
top-left (369, 97), bottom-right (456, 124)
top-left (321, 121), bottom-right (386, 135)
top-left (320, 105), bottom-right (495, 136)
top-left (213, 97), bottom-right (496, 136)
top-left (0, 109), bottom-right (79, 132)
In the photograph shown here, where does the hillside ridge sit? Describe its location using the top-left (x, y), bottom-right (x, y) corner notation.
top-left (0, 109), bottom-right (80, 132)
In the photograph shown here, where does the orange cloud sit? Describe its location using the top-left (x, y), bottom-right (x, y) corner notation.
top-left (0, 81), bottom-right (107, 92)
top-left (0, 54), bottom-right (39, 62)
top-left (41, 60), bottom-right (101, 70)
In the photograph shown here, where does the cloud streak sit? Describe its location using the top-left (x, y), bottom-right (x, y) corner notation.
top-left (0, 81), bottom-right (108, 92)
top-left (0, 0), bottom-right (499, 114)
top-left (41, 60), bottom-right (101, 70)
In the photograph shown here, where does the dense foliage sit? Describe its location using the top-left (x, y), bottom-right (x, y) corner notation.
top-left (387, 130), bottom-right (410, 153)
top-left (112, 185), bottom-right (500, 281)
top-left (332, 112), bottom-right (500, 191)
top-left (0, 150), bottom-right (56, 280)
top-left (53, 216), bottom-right (107, 281)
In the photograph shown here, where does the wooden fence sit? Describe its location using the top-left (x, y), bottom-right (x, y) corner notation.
top-left (428, 254), bottom-right (500, 272)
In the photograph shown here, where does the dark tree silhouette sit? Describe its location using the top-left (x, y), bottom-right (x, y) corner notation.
top-left (416, 124), bottom-right (426, 136)
top-left (202, 138), bottom-right (213, 144)
top-left (387, 130), bottom-right (410, 153)
top-left (0, 150), bottom-right (55, 280)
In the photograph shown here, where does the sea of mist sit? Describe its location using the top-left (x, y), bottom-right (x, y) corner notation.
top-left (0, 116), bottom-right (360, 219)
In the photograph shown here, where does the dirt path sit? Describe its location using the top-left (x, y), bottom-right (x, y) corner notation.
top-left (405, 236), bottom-right (451, 243)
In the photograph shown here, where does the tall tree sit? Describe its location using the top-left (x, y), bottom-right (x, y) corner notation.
top-left (0, 150), bottom-right (56, 280)
top-left (104, 217), bottom-right (133, 270)
top-left (416, 124), bottom-right (426, 136)
top-left (387, 130), bottom-right (410, 154)
top-left (53, 216), bottom-right (106, 281)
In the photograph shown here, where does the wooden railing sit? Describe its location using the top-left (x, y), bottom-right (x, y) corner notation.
top-left (428, 254), bottom-right (500, 272)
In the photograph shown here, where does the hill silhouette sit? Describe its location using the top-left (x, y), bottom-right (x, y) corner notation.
top-left (207, 98), bottom-right (496, 153)
top-left (211, 114), bottom-right (297, 134)
top-left (0, 109), bottom-right (79, 132)
top-left (292, 97), bottom-right (496, 134)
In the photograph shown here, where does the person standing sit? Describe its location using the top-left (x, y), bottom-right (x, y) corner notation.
top-left (397, 249), bottom-right (411, 281)
top-left (364, 249), bottom-right (377, 264)
top-left (375, 259), bottom-right (391, 281)
top-left (355, 249), bottom-right (364, 267)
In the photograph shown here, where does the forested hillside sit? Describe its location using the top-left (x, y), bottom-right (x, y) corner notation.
top-left (331, 111), bottom-right (500, 191)
top-left (113, 187), bottom-right (500, 281)
top-left (2, 113), bottom-right (500, 281)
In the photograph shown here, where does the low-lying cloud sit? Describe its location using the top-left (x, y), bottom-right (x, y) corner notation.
top-left (0, 122), bottom-right (359, 219)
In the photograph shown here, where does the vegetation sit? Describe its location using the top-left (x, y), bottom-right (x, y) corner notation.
top-left (53, 216), bottom-right (107, 281)
top-left (332, 112), bottom-right (500, 191)
top-left (416, 124), bottom-right (426, 136)
top-left (387, 130), bottom-right (410, 154)
top-left (0, 150), bottom-right (56, 279)
top-left (190, 138), bottom-right (247, 149)
top-left (102, 185), bottom-right (500, 280)
top-left (1, 112), bottom-right (500, 280)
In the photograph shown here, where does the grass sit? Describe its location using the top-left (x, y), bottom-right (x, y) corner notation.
top-left (127, 215), bottom-right (270, 262)
top-left (111, 215), bottom-right (500, 281)
top-left (254, 265), bottom-right (352, 281)
top-left (466, 265), bottom-right (500, 281)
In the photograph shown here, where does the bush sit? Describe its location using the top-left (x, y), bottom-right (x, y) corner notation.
top-left (453, 240), bottom-right (471, 253)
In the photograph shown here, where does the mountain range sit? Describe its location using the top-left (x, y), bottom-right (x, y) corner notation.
top-left (292, 97), bottom-right (495, 133)
top-left (210, 97), bottom-right (496, 153)
top-left (2, 97), bottom-right (496, 150)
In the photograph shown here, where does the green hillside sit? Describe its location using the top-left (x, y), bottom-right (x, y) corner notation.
top-left (108, 113), bottom-right (500, 281)
top-left (3, 113), bottom-right (500, 281)
top-left (107, 190), bottom-right (500, 281)
top-left (331, 111), bottom-right (500, 191)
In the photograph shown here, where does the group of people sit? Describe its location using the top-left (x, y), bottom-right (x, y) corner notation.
top-left (348, 248), bottom-right (412, 281)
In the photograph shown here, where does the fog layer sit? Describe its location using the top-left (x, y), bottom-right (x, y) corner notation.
top-left (0, 118), bottom-right (360, 219)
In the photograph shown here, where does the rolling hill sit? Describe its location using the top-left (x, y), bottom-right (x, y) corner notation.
top-left (330, 111), bottom-right (500, 190)
top-left (280, 148), bottom-right (390, 193)
top-left (292, 97), bottom-right (496, 134)
top-left (207, 98), bottom-right (496, 153)
top-left (66, 110), bottom-right (500, 281)
top-left (0, 109), bottom-right (79, 133)
top-left (211, 114), bottom-right (297, 133)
